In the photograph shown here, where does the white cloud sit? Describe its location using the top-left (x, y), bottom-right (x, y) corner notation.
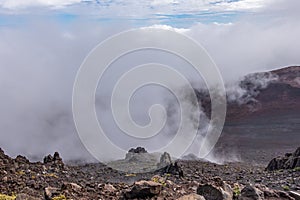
top-left (0, 0), bottom-right (81, 9)
top-left (214, 0), bottom-right (273, 11)
top-left (0, 0), bottom-right (299, 161)
top-left (142, 24), bottom-right (189, 33)
top-left (0, 0), bottom-right (271, 15)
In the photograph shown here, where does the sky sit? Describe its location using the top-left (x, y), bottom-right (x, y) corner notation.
top-left (0, 0), bottom-right (274, 26)
top-left (0, 0), bottom-right (299, 162)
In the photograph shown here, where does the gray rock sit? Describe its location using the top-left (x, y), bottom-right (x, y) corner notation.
top-left (157, 152), bottom-right (172, 169)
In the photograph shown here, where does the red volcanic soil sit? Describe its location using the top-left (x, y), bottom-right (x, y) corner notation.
top-left (226, 66), bottom-right (300, 121)
top-left (214, 66), bottom-right (300, 164)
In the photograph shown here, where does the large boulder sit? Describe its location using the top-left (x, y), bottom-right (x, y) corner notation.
top-left (266, 147), bottom-right (300, 171)
top-left (289, 191), bottom-right (300, 200)
top-left (243, 184), bottom-right (295, 200)
top-left (197, 179), bottom-right (233, 200)
top-left (197, 184), bottom-right (223, 200)
top-left (266, 157), bottom-right (289, 171)
top-left (239, 185), bottom-right (263, 200)
top-left (124, 180), bottom-right (162, 199)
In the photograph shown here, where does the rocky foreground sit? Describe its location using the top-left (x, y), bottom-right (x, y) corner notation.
top-left (1, 147), bottom-right (300, 200)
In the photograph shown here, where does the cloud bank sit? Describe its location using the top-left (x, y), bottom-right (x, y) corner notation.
top-left (0, 0), bottom-right (299, 163)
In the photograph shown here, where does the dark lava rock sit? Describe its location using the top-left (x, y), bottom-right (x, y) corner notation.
top-left (0, 148), bottom-right (11, 162)
top-left (43, 152), bottom-right (62, 164)
top-left (160, 161), bottom-right (184, 178)
top-left (197, 179), bottom-right (233, 200)
top-left (266, 157), bottom-right (289, 171)
top-left (266, 147), bottom-right (300, 171)
top-left (0, 146), bottom-right (299, 200)
top-left (294, 147), bottom-right (300, 157)
top-left (128, 147), bottom-right (148, 154)
top-left (124, 180), bottom-right (162, 199)
top-left (239, 185), bottom-right (263, 200)
top-left (289, 191), bottom-right (300, 200)
top-left (156, 152), bottom-right (184, 177)
top-left (15, 155), bottom-right (30, 164)
top-left (197, 184), bottom-right (224, 200)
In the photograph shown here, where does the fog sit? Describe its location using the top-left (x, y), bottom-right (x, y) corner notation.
top-left (0, 0), bottom-right (299, 163)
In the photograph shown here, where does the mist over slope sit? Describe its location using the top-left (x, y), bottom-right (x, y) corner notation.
top-left (214, 66), bottom-right (300, 164)
top-left (227, 66), bottom-right (300, 121)
top-left (1, 0), bottom-right (300, 161)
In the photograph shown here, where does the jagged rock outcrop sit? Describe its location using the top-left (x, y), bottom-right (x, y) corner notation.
top-left (43, 152), bottom-right (63, 164)
top-left (125, 147), bottom-right (149, 161)
top-left (266, 147), bottom-right (300, 171)
top-left (156, 152), bottom-right (184, 177)
top-left (128, 147), bottom-right (147, 154)
top-left (157, 152), bottom-right (172, 169)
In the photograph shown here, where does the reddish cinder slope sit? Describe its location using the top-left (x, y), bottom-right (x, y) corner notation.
top-left (226, 66), bottom-right (300, 122)
top-left (216, 66), bottom-right (300, 163)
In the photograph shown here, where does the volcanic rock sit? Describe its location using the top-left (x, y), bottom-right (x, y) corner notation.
top-left (124, 180), bottom-right (162, 199)
top-left (103, 184), bottom-right (117, 193)
top-left (43, 152), bottom-right (62, 164)
top-left (109, 147), bottom-right (162, 173)
top-left (159, 161), bottom-right (184, 178)
top-left (197, 179), bottom-right (233, 200)
top-left (157, 152), bottom-right (172, 168)
top-left (266, 147), bottom-right (300, 171)
top-left (289, 191), bottom-right (300, 200)
top-left (239, 184), bottom-right (263, 200)
top-left (15, 155), bottom-right (30, 164)
top-left (0, 148), bottom-right (12, 165)
top-left (0, 145), bottom-right (300, 199)
top-left (61, 182), bottom-right (82, 193)
top-left (128, 147), bottom-right (147, 154)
